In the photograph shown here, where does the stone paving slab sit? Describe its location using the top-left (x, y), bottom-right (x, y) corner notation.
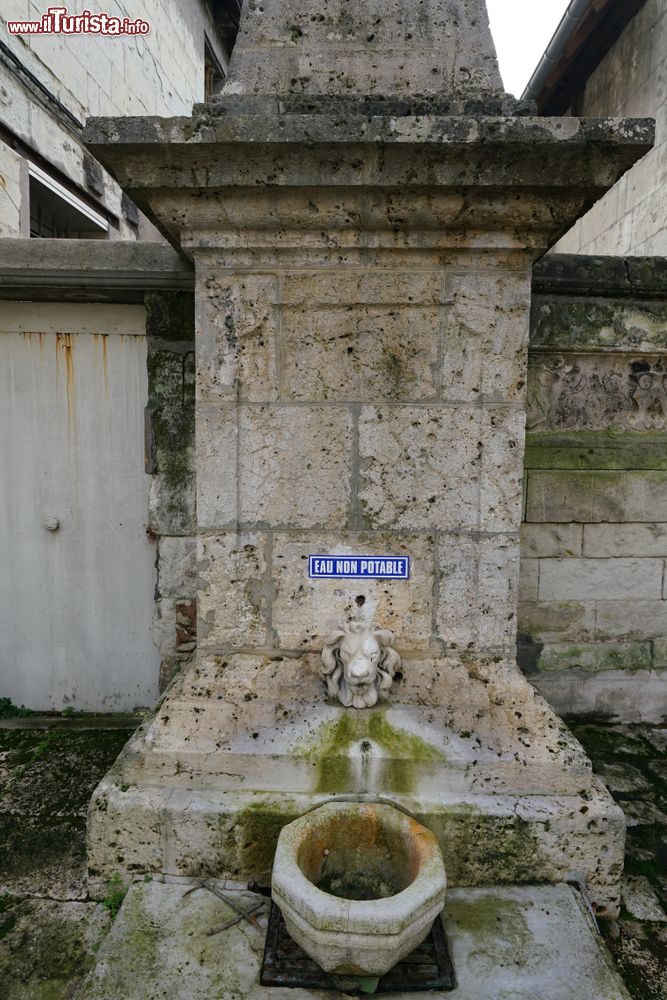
top-left (79, 880), bottom-right (630, 1000)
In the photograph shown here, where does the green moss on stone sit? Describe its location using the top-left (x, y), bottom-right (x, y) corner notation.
top-left (539, 642), bottom-right (653, 675)
top-left (145, 292), bottom-right (194, 343)
top-left (525, 431), bottom-right (667, 471)
top-left (445, 896), bottom-right (529, 940)
top-left (296, 710), bottom-right (443, 794)
top-left (231, 798), bottom-right (302, 882)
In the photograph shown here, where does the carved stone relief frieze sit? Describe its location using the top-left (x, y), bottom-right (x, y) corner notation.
top-left (527, 353), bottom-right (667, 432)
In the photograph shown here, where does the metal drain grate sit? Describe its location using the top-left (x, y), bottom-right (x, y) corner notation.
top-left (260, 902), bottom-right (455, 994)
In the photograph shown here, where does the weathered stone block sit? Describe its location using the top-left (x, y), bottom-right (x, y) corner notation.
top-left (239, 405), bottom-right (353, 528)
top-left (480, 407), bottom-right (525, 532)
top-left (443, 271), bottom-right (531, 403)
top-left (224, 0), bottom-right (503, 99)
top-left (527, 352), bottom-right (667, 432)
top-left (189, 654), bottom-right (324, 706)
top-left (281, 280), bottom-right (441, 401)
top-left (532, 668), bottom-right (667, 723)
top-left (437, 534), bottom-right (519, 652)
top-left (524, 431), bottom-right (667, 471)
top-left (358, 406), bottom-right (480, 530)
top-left (539, 557), bottom-right (663, 601)
top-left (147, 343), bottom-right (196, 537)
top-left (0, 139), bottom-right (23, 237)
top-left (198, 533), bottom-right (268, 649)
top-left (195, 271), bottom-right (279, 402)
top-left (519, 558), bottom-right (539, 601)
top-left (654, 638), bottom-right (667, 665)
top-left (525, 470), bottom-right (667, 523)
top-left (196, 405), bottom-right (237, 529)
top-left (157, 536), bottom-right (197, 599)
top-left (518, 601), bottom-right (596, 643)
top-left (595, 599), bottom-right (667, 639)
top-left (530, 298), bottom-right (667, 354)
top-left (536, 641), bottom-right (653, 674)
top-left (271, 532), bottom-right (435, 651)
top-left (583, 522), bottom-right (667, 557)
top-left (152, 599), bottom-right (177, 658)
top-left (521, 523), bottom-right (583, 558)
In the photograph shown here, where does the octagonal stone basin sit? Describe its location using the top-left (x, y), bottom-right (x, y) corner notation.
top-left (271, 801), bottom-right (447, 976)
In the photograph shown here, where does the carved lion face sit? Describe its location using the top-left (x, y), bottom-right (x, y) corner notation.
top-left (320, 622), bottom-right (400, 709)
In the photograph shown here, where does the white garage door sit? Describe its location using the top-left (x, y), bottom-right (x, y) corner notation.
top-left (0, 302), bottom-right (160, 712)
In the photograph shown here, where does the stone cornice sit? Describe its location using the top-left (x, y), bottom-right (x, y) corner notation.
top-left (83, 112), bottom-right (653, 257)
top-left (0, 239), bottom-right (193, 303)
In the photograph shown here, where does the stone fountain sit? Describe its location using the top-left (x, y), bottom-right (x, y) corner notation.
top-left (84, 0), bottom-right (652, 950)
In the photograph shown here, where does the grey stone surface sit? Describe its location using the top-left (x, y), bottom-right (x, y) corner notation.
top-left (532, 669), bottom-right (667, 724)
top-left (196, 405), bottom-right (238, 528)
top-left (272, 802), bottom-right (446, 975)
top-left (621, 876), bottom-right (667, 922)
top-left (538, 558), bottom-right (664, 602)
top-left (157, 536), bottom-right (197, 600)
top-left (437, 534), bottom-right (519, 653)
top-left (530, 298), bottom-right (667, 354)
top-left (271, 532), bottom-right (435, 652)
top-left (0, 239), bottom-right (192, 302)
top-left (525, 470), bottom-right (667, 523)
top-left (83, 116), bottom-right (653, 258)
top-left (536, 642), bottom-right (653, 674)
top-left (518, 558), bottom-right (539, 601)
top-left (198, 533), bottom-right (269, 649)
top-left (518, 600), bottom-right (596, 644)
top-left (78, 881), bottom-right (630, 1000)
top-left (584, 522), bottom-right (667, 558)
top-left (281, 271), bottom-right (443, 402)
top-left (553, 0), bottom-right (667, 257)
top-left (443, 271), bottom-right (531, 404)
top-left (221, 0), bottom-right (503, 101)
top-left (357, 405), bottom-right (482, 531)
top-left (196, 271), bottom-right (280, 403)
top-left (521, 523), bottom-right (583, 558)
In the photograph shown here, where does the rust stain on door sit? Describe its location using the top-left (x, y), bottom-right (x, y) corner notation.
top-left (55, 332), bottom-right (77, 442)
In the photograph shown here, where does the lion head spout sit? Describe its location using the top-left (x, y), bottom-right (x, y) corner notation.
top-left (320, 621), bottom-right (400, 709)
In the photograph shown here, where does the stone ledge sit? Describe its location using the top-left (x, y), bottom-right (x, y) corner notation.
top-left (532, 254), bottom-right (667, 300)
top-left (0, 239), bottom-right (193, 303)
top-left (84, 113), bottom-right (654, 153)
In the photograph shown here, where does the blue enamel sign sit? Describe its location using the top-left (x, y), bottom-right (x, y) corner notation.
top-left (308, 556), bottom-right (410, 580)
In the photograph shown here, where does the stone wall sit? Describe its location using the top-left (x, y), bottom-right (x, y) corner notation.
top-left (192, 259), bottom-right (529, 666)
top-left (137, 254), bottom-right (667, 723)
top-left (144, 292), bottom-right (197, 692)
top-left (520, 255), bottom-right (667, 721)
top-left (0, 1), bottom-right (226, 238)
top-left (556, 0), bottom-right (667, 255)
top-left (3, 1), bottom-right (226, 119)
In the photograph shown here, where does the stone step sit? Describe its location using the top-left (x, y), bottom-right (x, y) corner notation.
top-left (79, 880), bottom-right (630, 1000)
top-left (88, 779), bottom-right (625, 917)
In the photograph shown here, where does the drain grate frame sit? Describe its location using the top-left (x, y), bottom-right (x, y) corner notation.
top-left (260, 901), bottom-right (455, 994)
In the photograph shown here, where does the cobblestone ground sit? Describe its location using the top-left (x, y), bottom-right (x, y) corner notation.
top-left (0, 717), bottom-right (666, 998)
top-left (568, 717), bottom-right (667, 1000)
top-left (0, 721), bottom-right (134, 999)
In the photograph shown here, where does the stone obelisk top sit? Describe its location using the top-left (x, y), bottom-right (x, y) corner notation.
top-left (221, 0), bottom-right (504, 101)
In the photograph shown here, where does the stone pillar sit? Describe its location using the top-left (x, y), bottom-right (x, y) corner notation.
top-left (83, 0), bottom-right (653, 916)
top-left (194, 255), bottom-right (530, 664)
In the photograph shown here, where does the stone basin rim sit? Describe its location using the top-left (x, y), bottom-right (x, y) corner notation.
top-left (271, 801), bottom-right (447, 933)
